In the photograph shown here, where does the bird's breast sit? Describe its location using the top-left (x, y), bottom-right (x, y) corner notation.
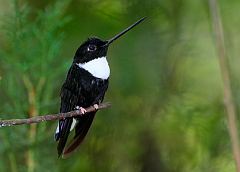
top-left (76, 56), bottom-right (110, 80)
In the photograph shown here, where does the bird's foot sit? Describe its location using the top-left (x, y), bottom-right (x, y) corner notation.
top-left (93, 104), bottom-right (99, 110)
top-left (75, 106), bottom-right (87, 115)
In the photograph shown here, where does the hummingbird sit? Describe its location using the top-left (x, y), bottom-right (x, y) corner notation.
top-left (55, 17), bottom-right (145, 158)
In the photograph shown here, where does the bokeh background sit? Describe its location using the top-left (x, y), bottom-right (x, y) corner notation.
top-left (0, 0), bottom-right (240, 172)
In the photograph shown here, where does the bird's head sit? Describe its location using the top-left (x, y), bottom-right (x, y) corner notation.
top-left (74, 17), bottom-right (146, 64)
top-left (74, 37), bottom-right (108, 64)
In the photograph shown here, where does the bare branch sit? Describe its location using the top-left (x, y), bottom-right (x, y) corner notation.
top-left (209, 0), bottom-right (240, 171)
top-left (0, 102), bottom-right (111, 127)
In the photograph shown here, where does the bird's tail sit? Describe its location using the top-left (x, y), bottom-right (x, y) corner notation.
top-left (62, 112), bottom-right (96, 158)
top-left (57, 118), bottom-right (73, 157)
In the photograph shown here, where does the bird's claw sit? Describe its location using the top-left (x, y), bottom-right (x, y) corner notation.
top-left (93, 104), bottom-right (99, 110)
top-left (80, 107), bottom-right (87, 114)
top-left (75, 106), bottom-right (87, 115)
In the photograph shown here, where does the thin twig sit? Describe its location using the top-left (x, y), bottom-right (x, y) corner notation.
top-left (209, 0), bottom-right (240, 171)
top-left (0, 102), bottom-right (111, 127)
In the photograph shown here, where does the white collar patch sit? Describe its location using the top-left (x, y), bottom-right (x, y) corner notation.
top-left (76, 56), bottom-right (110, 79)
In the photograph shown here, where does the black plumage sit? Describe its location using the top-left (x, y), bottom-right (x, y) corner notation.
top-left (55, 17), bottom-right (146, 158)
top-left (56, 38), bottom-right (109, 157)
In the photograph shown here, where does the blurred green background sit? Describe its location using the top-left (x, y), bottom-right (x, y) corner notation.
top-left (0, 0), bottom-right (239, 171)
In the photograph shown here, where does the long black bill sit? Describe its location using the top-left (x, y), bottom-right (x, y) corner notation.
top-left (104, 17), bottom-right (146, 46)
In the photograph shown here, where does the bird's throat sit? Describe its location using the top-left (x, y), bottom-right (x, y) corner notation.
top-left (76, 57), bottom-right (110, 80)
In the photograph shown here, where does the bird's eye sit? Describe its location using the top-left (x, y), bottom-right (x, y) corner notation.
top-left (87, 45), bottom-right (97, 52)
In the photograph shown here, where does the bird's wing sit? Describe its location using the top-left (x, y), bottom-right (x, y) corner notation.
top-left (62, 80), bottom-right (109, 158)
top-left (56, 65), bottom-right (81, 157)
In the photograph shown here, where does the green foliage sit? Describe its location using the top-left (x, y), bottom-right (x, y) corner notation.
top-left (0, 0), bottom-right (71, 172)
top-left (0, 0), bottom-right (239, 172)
